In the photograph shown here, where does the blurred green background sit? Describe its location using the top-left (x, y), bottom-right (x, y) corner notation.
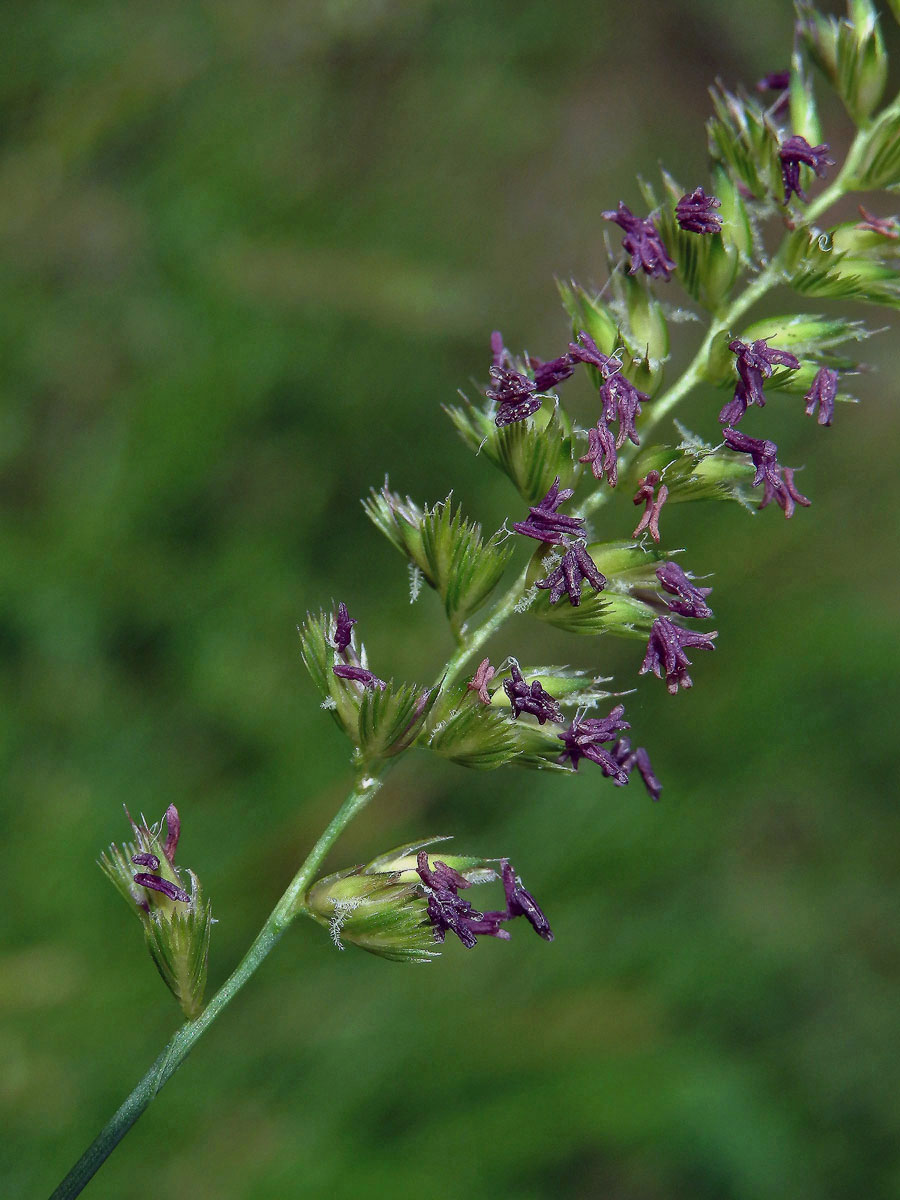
top-left (3, 1), bottom-right (899, 1197)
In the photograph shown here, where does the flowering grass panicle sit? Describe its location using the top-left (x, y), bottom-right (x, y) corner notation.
top-left (56, 5), bottom-right (900, 1195)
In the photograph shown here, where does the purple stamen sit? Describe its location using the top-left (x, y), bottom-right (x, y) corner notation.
top-left (721, 338), bottom-right (800, 424)
top-left (757, 70), bottom-right (790, 119)
top-left (467, 657), bottom-right (496, 705)
top-left (804, 367), bottom-right (838, 427)
top-left (535, 540), bottom-right (606, 607)
top-left (529, 353), bottom-right (575, 392)
top-left (486, 366), bottom-right (542, 428)
top-left (416, 852), bottom-right (472, 892)
top-left (491, 330), bottom-right (512, 370)
top-left (333, 602), bottom-right (358, 653)
top-left (163, 804), bottom-right (180, 863)
top-left (632, 471), bottom-right (668, 542)
top-left (333, 663), bottom-right (387, 690)
top-left (133, 873), bottom-right (191, 904)
top-left (855, 206), bottom-right (899, 239)
top-left (639, 617), bottom-right (718, 694)
top-left (655, 562), bottom-right (713, 620)
top-left (503, 662), bottom-right (564, 726)
top-left (602, 201), bottom-right (676, 280)
top-left (415, 852), bottom-right (552, 948)
top-left (500, 860), bottom-right (554, 941)
top-left (601, 372), bottom-right (647, 449)
top-left (512, 477), bottom-right (585, 544)
top-left (568, 330), bottom-right (621, 376)
top-left (675, 187), bottom-right (723, 235)
top-left (609, 737), bottom-right (663, 801)
top-left (569, 333), bottom-right (647, 449)
top-left (557, 705), bottom-right (631, 778)
top-left (760, 466), bottom-right (811, 519)
top-left (131, 852), bottom-right (160, 870)
top-left (723, 427), bottom-right (811, 518)
top-left (416, 852), bottom-right (496, 949)
top-left (779, 135), bottom-right (834, 205)
top-left (579, 421), bottom-right (619, 487)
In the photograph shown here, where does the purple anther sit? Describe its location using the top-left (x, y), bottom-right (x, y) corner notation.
top-left (133, 874), bottom-right (192, 904)
top-left (639, 616), bottom-right (718, 694)
top-left (467, 657), bottom-right (496, 705)
top-left (632, 471), bottom-right (668, 543)
top-left (333, 663), bottom-right (387, 690)
top-left (655, 561), bottom-right (713, 620)
top-left (535, 541), bottom-right (607, 607)
top-left (602, 202), bottom-right (677, 280)
top-left (675, 187), bottom-right (723, 234)
top-left (131, 852), bottom-right (161, 870)
top-left (779, 135), bottom-right (834, 204)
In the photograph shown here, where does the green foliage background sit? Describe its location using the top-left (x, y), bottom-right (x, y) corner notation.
top-left (2, 1), bottom-right (899, 1196)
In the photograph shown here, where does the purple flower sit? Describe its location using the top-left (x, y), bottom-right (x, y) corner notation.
top-left (485, 339), bottom-right (574, 425)
top-left (855, 205), bottom-right (899, 240)
top-left (491, 330), bottom-right (513, 369)
top-left (535, 541), bottom-right (607, 607)
top-left (333, 602), bottom-right (357, 653)
top-left (779, 135), bottom-right (834, 204)
top-left (486, 366), bottom-right (542, 427)
top-left (722, 426), bottom-right (780, 486)
top-left (722, 427), bottom-right (812, 518)
top-left (529, 353), bottom-right (575, 392)
top-left (718, 389), bottom-right (748, 426)
top-left (512, 477), bottom-right (585, 544)
top-left (632, 471), bottom-right (668, 543)
top-left (601, 372), bottom-right (647, 449)
top-left (162, 804), bottom-right (180, 862)
top-left (602, 201), bottom-right (677, 280)
top-left (133, 873), bottom-right (192, 904)
top-left (732, 337), bottom-right (801, 403)
top-left (416, 853), bottom-right (473, 893)
top-left (498, 860), bottom-right (553, 941)
top-left (759, 466), bottom-right (811, 519)
top-left (332, 663), bottom-right (387, 690)
top-left (655, 562), bottom-right (713, 620)
top-left (503, 662), bottom-right (564, 725)
top-left (416, 851), bottom-right (508, 949)
top-left (756, 70), bottom-right (791, 119)
top-left (557, 705), bottom-right (631, 779)
top-left (132, 851), bottom-right (160, 869)
top-left (721, 337), bottom-right (800, 424)
top-left (804, 367), bottom-right (838, 426)
top-left (467, 657), bottom-right (496, 705)
top-left (568, 332), bottom-right (647, 448)
top-left (415, 853), bottom-right (552, 948)
top-left (640, 616), bottom-right (717, 694)
top-left (568, 330), bottom-right (620, 377)
top-left (130, 804), bottom-right (191, 905)
top-left (718, 387), bottom-right (752, 426)
top-left (579, 421), bottom-right (619, 487)
top-left (609, 738), bottom-right (663, 801)
top-left (675, 187), bottom-right (723, 235)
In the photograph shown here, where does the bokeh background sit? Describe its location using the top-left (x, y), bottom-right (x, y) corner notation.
top-left (3, 1), bottom-right (900, 1197)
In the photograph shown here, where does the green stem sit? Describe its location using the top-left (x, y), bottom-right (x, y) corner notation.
top-left (439, 566), bottom-right (530, 692)
top-left (50, 771), bottom-right (386, 1200)
top-left (52, 93), bottom-right (900, 1200)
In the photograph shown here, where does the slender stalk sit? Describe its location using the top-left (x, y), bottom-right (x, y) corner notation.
top-left (438, 566), bottom-right (529, 692)
top-left (51, 90), bottom-right (899, 1200)
top-left (50, 771), bottom-right (386, 1200)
